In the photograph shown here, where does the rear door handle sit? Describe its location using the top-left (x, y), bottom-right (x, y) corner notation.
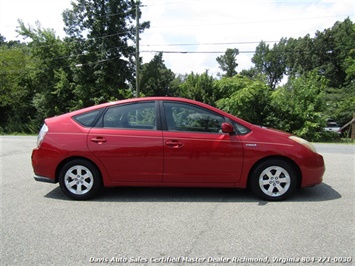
top-left (91, 137), bottom-right (107, 144)
top-left (165, 140), bottom-right (183, 148)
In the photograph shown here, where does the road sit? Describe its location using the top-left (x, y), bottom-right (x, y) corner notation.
top-left (1, 136), bottom-right (354, 265)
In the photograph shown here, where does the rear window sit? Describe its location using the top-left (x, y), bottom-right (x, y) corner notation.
top-left (73, 109), bottom-right (102, 127)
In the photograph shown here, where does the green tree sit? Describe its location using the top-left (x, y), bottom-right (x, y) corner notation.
top-left (312, 18), bottom-right (354, 88)
top-left (17, 20), bottom-right (75, 127)
top-left (215, 75), bottom-right (272, 125)
top-left (252, 39), bottom-right (287, 90)
top-left (0, 39), bottom-right (34, 133)
top-left (213, 73), bottom-right (250, 97)
top-left (139, 52), bottom-right (175, 96)
top-left (285, 35), bottom-right (315, 77)
top-left (283, 19), bottom-right (354, 131)
top-left (177, 71), bottom-right (216, 105)
top-left (0, 34), bottom-right (5, 45)
top-left (311, 19), bottom-right (354, 127)
top-left (324, 46), bottom-right (355, 126)
top-left (62, 0), bottom-right (150, 107)
top-left (285, 18), bottom-right (354, 89)
top-left (239, 67), bottom-right (260, 80)
top-left (216, 48), bottom-right (239, 77)
top-left (324, 86), bottom-right (355, 128)
top-left (268, 71), bottom-right (327, 141)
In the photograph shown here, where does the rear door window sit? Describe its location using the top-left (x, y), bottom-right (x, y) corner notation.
top-left (103, 102), bottom-right (156, 130)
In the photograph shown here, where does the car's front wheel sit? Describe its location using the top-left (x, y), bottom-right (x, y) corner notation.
top-left (250, 159), bottom-right (297, 201)
top-left (59, 159), bottom-right (102, 200)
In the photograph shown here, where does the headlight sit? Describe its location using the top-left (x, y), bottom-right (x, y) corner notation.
top-left (37, 123), bottom-right (48, 147)
top-left (289, 136), bottom-right (317, 153)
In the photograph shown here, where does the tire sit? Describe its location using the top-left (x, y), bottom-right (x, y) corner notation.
top-left (250, 159), bottom-right (297, 201)
top-left (59, 159), bottom-right (102, 200)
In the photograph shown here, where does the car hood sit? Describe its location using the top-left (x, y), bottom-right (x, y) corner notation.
top-left (253, 125), bottom-right (292, 137)
top-left (243, 124), bottom-right (294, 145)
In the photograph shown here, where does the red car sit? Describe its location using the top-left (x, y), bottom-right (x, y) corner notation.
top-left (32, 97), bottom-right (325, 201)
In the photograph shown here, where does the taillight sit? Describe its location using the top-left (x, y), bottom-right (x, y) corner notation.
top-left (37, 123), bottom-right (48, 147)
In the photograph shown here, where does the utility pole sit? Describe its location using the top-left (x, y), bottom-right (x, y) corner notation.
top-left (351, 113), bottom-right (355, 140)
top-left (135, 0), bottom-right (140, 98)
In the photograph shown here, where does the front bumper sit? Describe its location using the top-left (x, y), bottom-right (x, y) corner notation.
top-left (300, 153), bottom-right (325, 187)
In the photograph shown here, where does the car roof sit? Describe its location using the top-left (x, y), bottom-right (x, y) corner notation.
top-left (72, 97), bottom-right (217, 113)
top-left (46, 97), bottom-right (253, 128)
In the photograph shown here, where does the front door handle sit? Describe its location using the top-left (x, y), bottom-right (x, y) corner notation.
top-left (91, 137), bottom-right (107, 144)
top-left (165, 140), bottom-right (183, 148)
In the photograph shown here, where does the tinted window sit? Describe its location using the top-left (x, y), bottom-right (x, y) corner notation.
top-left (164, 102), bottom-right (225, 133)
top-left (103, 102), bottom-right (156, 130)
top-left (73, 109), bottom-right (102, 127)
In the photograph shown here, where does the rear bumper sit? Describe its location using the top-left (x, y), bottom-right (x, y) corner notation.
top-left (31, 147), bottom-right (59, 183)
top-left (34, 175), bottom-right (57, 183)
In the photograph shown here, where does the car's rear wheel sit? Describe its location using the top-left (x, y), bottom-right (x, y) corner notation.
top-left (250, 159), bottom-right (297, 201)
top-left (59, 159), bottom-right (102, 200)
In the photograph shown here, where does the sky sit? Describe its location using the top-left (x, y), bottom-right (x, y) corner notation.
top-left (0, 0), bottom-right (354, 76)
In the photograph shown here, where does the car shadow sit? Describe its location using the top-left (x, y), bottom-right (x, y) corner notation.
top-left (45, 182), bottom-right (341, 203)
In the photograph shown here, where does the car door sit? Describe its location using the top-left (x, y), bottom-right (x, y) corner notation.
top-left (87, 101), bottom-right (164, 183)
top-left (161, 101), bottom-right (244, 184)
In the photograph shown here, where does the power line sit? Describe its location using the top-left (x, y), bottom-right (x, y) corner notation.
top-left (141, 50), bottom-right (256, 54)
top-left (3, 12), bottom-right (351, 49)
top-left (0, 39), bottom-right (278, 56)
top-left (146, 14), bottom-right (352, 29)
top-left (0, 39), bottom-right (344, 69)
top-left (140, 41), bottom-right (278, 47)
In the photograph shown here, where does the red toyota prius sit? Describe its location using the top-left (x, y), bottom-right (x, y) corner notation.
top-left (31, 97), bottom-right (325, 201)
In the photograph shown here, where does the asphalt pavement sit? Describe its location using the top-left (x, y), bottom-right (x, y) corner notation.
top-left (1, 136), bottom-right (354, 265)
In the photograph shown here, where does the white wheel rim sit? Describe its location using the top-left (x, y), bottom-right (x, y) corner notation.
top-left (64, 165), bottom-right (94, 195)
top-left (259, 166), bottom-right (291, 197)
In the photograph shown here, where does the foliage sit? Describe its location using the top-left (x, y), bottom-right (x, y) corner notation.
top-left (139, 52), bottom-right (175, 96)
top-left (0, 38), bottom-right (35, 132)
top-left (334, 39), bottom-right (355, 126)
top-left (285, 35), bottom-right (315, 76)
top-left (62, 0), bottom-right (150, 107)
top-left (17, 20), bottom-right (75, 127)
top-left (239, 67), bottom-right (264, 81)
top-left (251, 18), bottom-right (354, 132)
top-left (268, 71), bottom-right (327, 141)
top-left (252, 39), bottom-right (287, 90)
top-left (324, 86), bottom-right (355, 127)
top-left (0, 0), bottom-right (150, 133)
top-left (216, 75), bottom-right (272, 125)
top-left (312, 18), bottom-right (354, 88)
top-left (176, 71), bottom-right (216, 106)
top-left (216, 48), bottom-right (239, 77)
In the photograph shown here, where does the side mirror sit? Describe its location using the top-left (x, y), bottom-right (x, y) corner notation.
top-left (221, 123), bottom-right (234, 134)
